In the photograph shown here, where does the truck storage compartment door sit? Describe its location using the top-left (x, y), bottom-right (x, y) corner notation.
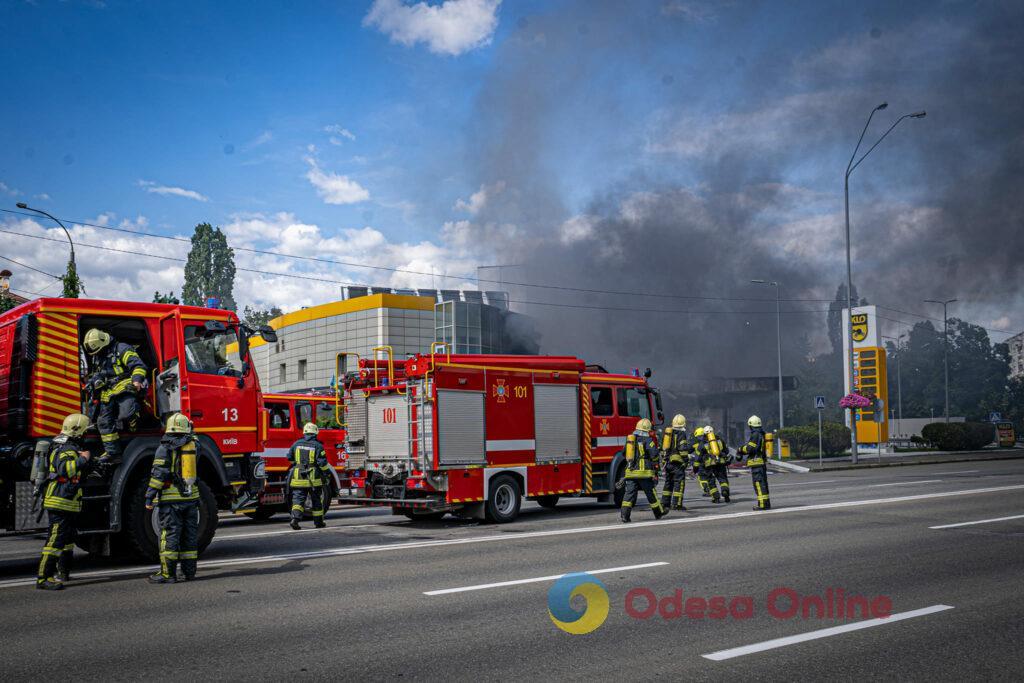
top-left (437, 388), bottom-right (486, 466)
top-left (366, 393), bottom-right (410, 463)
top-left (534, 383), bottom-right (581, 463)
top-left (344, 394), bottom-right (368, 469)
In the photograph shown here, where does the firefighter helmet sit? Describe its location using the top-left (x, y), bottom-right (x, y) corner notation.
top-left (61, 413), bottom-right (90, 438)
top-left (671, 414), bottom-right (686, 429)
top-left (693, 427), bottom-right (705, 437)
top-left (303, 422), bottom-right (319, 436)
top-left (704, 425), bottom-right (715, 436)
top-left (748, 415), bottom-right (762, 428)
top-left (635, 418), bottom-right (652, 432)
top-left (165, 413), bottom-right (193, 434)
top-left (83, 328), bottom-right (112, 355)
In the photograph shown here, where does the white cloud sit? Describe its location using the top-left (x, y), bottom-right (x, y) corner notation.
top-left (137, 180), bottom-right (209, 202)
top-left (242, 130), bottom-right (274, 151)
top-left (454, 180), bottom-right (504, 215)
top-left (304, 157), bottom-right (370, 205)
top-left (364, 0), bottom-right (501, 56)
top-left (558, 214), bottom-right (596, 245)
top-left (34, 193), bottom-right (51, 201)
top-left (325, 124), bottom-right (356, 146)
top-left (0, 181), bottom-right (19, 197)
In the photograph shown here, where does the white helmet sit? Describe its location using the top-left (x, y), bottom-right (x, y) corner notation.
top-left (748, 415), bottom-right (762, 428)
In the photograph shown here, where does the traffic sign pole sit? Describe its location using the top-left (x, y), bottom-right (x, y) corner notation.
top-left (818, 409), bottom-right (823, 467)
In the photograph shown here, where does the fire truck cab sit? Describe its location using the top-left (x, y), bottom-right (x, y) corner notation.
top-left (0, 298), bottom-right (274, 558)
top-left (339, 351), bottom-right (663, 522)
top-left (249, 392), bottom-right (347, 520)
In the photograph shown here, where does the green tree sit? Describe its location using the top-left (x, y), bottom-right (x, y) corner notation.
top-left (153, 291), bottom-right (180, 304)
top-left (0, 291), bottom-right (16, 313)
top-left (61, 260), bottom-right (82, 298)
top-left (181, 223), bottom-right (236, 310)
top-left (242, 305), bottom-right (283, 328)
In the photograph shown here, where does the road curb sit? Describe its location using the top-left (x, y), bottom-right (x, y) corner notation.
top-left (799, 451), bottom-right (1024, 472)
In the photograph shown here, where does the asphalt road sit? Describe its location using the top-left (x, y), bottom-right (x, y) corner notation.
top-left (2, 460), bottom-right (1023, 681)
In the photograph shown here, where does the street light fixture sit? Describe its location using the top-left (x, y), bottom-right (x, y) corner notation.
top-left (924, 298), bottom-right (957, 423)
top-left (751, 279), bottom-right (784, 430)
top-left (843, 104), bottom-right (926, 463)
top-left (882, 332), bottom-right (907, 439)
top-left (15, 202), bottom-right (78, 296)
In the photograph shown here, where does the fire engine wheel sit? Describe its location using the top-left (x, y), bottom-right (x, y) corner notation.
top-left (485, 475), bottom-right (521, 523)
top-left (536, 495), bottom-right (559, 509)
top-left (124, 477), bottom-right (218, 561)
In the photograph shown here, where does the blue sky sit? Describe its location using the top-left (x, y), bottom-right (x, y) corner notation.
top-left (2, 0), bottom-right (1020, 348)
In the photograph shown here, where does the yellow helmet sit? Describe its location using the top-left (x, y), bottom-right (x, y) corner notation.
top-left (165, 413), bottom-right (193, 434)
top-left (635, 418), bottom-right (652, 432)
top-left (61, 413), bottom-right (90, 437)
top-left (748, 415), bottom-right (762, 428)
top-left (83, 328), bottom-right (112, 355)
top-left (303, 422), bottom-right (319, 436)
top-left (671, 414), bottom-right (686, 429)
top-left (693, 427), bottom-right (705, 437)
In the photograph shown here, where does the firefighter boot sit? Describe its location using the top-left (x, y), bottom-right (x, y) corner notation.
top-left (314, 520), bottom-right (326, 529)
top-left (36, 578), bottom-right (64, 591)
top-left (620, 505), bottom-right (632, 523)
top-left (290, 519), bottom-right (301, 531)
top-left (149, 561), bottom-right (177, 584)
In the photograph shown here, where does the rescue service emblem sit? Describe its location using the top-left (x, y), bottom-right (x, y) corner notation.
top-left (851, 313), bottom-right (868, 342)
top-left (600, 419), bottom-right (610, 435)
top-left (493, 379), bottom-right (508, 404)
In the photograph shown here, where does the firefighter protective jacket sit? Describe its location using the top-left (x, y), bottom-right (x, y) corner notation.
top-left (625, 430), bottom-right (659, 479)
top-left (89, 341), bottom-right (147, 402)
top-left (42, 436), bottom-right (89, 513)
top-left (739, 428), bottom-right (767, 466)
top-left (146, 433), bottom-right (200, 504)
top-left (287, 434), bottom-right (330, 488)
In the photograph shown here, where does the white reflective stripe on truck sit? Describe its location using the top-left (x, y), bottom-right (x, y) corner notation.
top-left (486, 439), bottom-right (536, 452)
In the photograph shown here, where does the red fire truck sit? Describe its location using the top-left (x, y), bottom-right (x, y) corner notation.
top-left (338, 350), bottom-right (664, 522)
top-left (248, 392), bottom-right (347, 520)
top-left (0, 297), bottom-right (274, 558)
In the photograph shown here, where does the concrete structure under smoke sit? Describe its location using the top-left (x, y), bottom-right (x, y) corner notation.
top-left (249, 288), bottom-right (540, 393)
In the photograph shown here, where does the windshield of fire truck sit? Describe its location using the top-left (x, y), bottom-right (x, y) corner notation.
top-left (183, 324), bottom-right (244, 377)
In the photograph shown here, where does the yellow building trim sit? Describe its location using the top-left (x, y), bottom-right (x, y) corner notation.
top-left (247, 294), bottom-right (436, 350)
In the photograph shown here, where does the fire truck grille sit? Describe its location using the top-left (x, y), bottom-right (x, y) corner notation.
top-left (373, 484), bottom-right (406, 500)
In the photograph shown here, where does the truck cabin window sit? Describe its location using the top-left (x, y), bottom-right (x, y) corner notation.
top-left (183, 325), bottom-right (244, 377)
top-left (617, 387), bottom-right (651, 420)
top-left (267, 403), bottom-right (290, 429)
top-left (590, 387), bottom-right (614, 416)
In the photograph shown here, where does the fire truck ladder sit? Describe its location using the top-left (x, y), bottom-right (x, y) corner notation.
top-left (405, 378), bottom-right (434, 470)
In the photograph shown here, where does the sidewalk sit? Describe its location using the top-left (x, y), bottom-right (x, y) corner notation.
top-left (790, 448), bottom-right (1024, 472)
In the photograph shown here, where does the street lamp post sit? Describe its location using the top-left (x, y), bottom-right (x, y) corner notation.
top-left (751, 279), bottom-right (784, 429)
top-left (15, 202), bottom-right (78, 296)
top-left (883, 332), bottom-right (907, 439)
top-left (924, 298), bottom-right (957, 423)
top-left (843, 104), bottom-right (926, 464)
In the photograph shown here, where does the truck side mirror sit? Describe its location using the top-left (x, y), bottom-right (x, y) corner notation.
top-left (204, 320), bottom-right (227, 334)
top-left (259, 325), bottom-right (278, 343)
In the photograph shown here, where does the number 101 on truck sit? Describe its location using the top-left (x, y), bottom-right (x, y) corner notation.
top-left (338, 349), bottom-right (664, 522)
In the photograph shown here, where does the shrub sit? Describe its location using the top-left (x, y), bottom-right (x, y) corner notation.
top-left (920, 422), bottom-right (995, 451)
top-left (820, 422), bottom-right (851, 456)
top-left (779, 426), bottom-right (818, 458)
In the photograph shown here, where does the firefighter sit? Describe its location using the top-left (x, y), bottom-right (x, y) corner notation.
top-left (82, 328), bottom-right (147, 463)
top-left (620, 418), bottom-right (667, 523)
top-left (691, 427), bottom-right (711, 497)
top-left (706, 426), bottom-right (731, 503)
top-left (738, 415), bottom-right (771, 511)
top-left (288, 422), bottom-right (331, 531)
top-left (659, 414), bottom-right (689, 511)
top-left (145, 413), bottom-right (200, 584)
top-left (36, 413), bottom-right (91, 590)
top-left (696, 426), bottom-right (724, 504)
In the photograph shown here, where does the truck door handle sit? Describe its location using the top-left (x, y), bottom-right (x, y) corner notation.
top-left (192, 410), bottom-right (204, 419)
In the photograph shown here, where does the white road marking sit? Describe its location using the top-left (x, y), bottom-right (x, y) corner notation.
top-left (214, 526), bottom-right (353, 541)
top-left (701, 605), bottom-right (955, 661)
top-left (423, 562), bottom-right (667, 596)
top-left (1, 484), bottom-right (1022, 590)
top-left (870, 480), bottom-right (942, 487)
top-left (929, 513), bottom-right (1024, 529)
top-left (772, 480), bottom-right (839, 487)
top-left (929, 470), bottom-right (979, 475)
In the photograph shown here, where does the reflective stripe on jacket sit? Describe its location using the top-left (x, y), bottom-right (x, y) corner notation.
top-left (96, 342), bottom-right (147, 402)
top-left (625, 431), bottom-right (659, 479)
top-left (148, 435), bottom-right (200, 503)
top-left (288, 435), bottom-right (330, 488)
top-left (740, 429), bottom-right (767, 466)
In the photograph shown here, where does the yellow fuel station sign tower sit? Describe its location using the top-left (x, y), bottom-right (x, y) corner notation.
top-left (842, 306), bottom-right (889, 445)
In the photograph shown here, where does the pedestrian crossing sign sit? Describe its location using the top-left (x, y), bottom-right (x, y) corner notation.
top-left (814, 396), bottom-right (826, 410)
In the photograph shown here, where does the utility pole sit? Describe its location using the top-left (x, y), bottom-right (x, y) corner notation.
top-left (16, 202), bottom-right (78, 296)
top-left (843, 104), bottom-right (926, 463)
top-left (925, 298), bottom-right (957, 423)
